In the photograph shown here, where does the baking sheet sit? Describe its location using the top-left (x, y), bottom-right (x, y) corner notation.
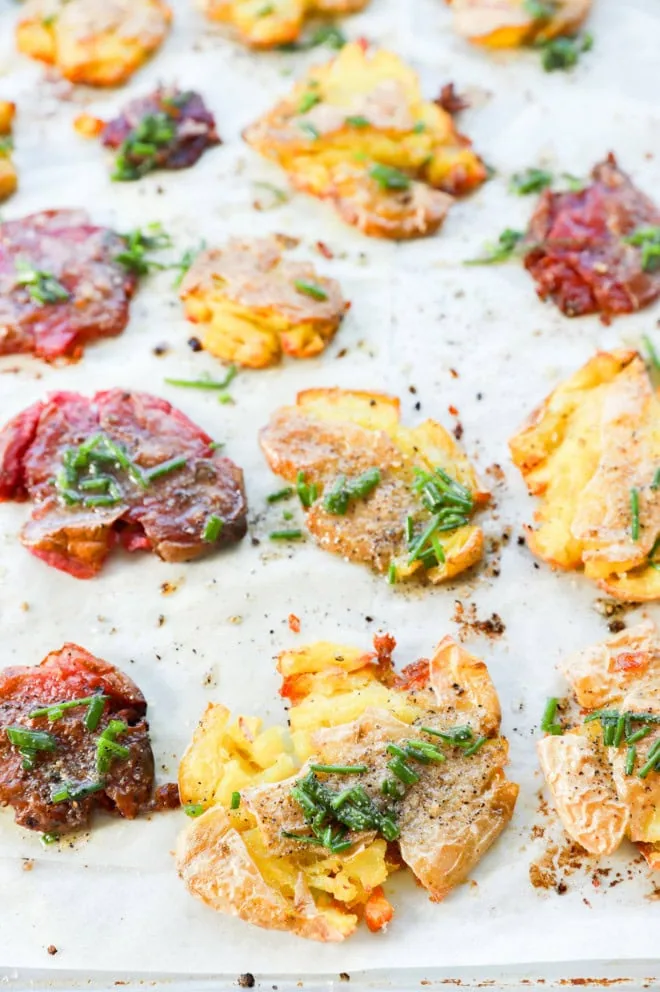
top-left (1, 0), bottom-right (660, 978)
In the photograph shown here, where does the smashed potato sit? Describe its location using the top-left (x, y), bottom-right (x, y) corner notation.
top-left (200, 0), bottom-right (369, 49)
top-left (259, 388), bottom-right (489, 584)
top-left (16, 0), bottom-right (172, 87)
top-left (446, 0), bottom-right (592, 48)
top-left (539, 620), bottom-right (660, 866)
top-left (0, 102), bottom-right (17, 203)
top-left (177, 633), bottom-right (518, 940)
top-left (510, 349), bottom-right (660, 601)
top-left (179, 238), bottom-right (348, 369)
top-left (243, 43), bottom-right (487, 239)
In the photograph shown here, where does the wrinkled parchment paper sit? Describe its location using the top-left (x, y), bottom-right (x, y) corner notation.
top-left (1, 0), bottom-right (660, 976)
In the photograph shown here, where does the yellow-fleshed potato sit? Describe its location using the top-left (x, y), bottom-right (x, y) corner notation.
top-left (538, 620), bottom-right (660, 866)
top-left (179, 238), bottom-right (348, 369)
top-left (509, 349), bottom-right (660, 601)
top-left (0, 102), bottom-right (17, 203)
top-left (446, 0), bottom-right (592, 48)
top-left (176, 633), bottom-right (518, 940)
top-left (259, 388), bottom-right (490, 584)
top-left (16, 0), bottom-right (172, 87)
top-left (243, 43), bottom-right (487, 239)
top-left (199, 0), bottom-right (369, 49)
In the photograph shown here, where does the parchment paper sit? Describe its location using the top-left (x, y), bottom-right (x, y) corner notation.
top-left (1, 0), bottom-right (660, 976)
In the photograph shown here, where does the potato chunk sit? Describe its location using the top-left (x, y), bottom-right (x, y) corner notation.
top-left (446, 0), bottom-right (592, 48)
top-left (179, 238), bottom-right (347, 368)
top-left (509, 349), bottom-right (660, 600)
top-left (243, 43), bottom-right (487, 239)
top-left (176, 632), bottom-right (517, 940)
top-left (539, 621), bottom-right (660, 866)
top-left (260, 388), bottom-right (489, 584)
top-left (0, 102), bottom-right (17, 203)
top-left (199, 0), bottom-right (369, 49)
top-left (16, 0), bottom-right (172, 87)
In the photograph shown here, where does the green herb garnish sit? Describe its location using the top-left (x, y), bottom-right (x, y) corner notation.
top-left (538, 32), bottom-right (593, 71)
top-left (323, 467), bottom-right (381, 515)
top-left (96, 720), bottom-right (129, 776)
top-left (171, 243), bottom-right (205, 289)
top-left (269, 529), bottom-right (304, 540)
top-left (144, 455), bottom-right (187, 483)
top-left (625, 745), bottom-right (637, 776)
top-left (624, 228), bottom-right (660, 274)
top-left (267, 487), bottom-right (294, 503)
top-left (510, 167), bottom-right (553, 195)
top-left (387, 561), bottom-right (397, 585)
top-left (298, 91), bottom-right (321, 115)
top-left (112, 112), bottom-right (176, 182)
top-left (114, 224), bottom-right (172, 276)
top-left (257, 2), bottom-right (274, 14)
top-left (51, 781), bottom-right (105, 804)
top-left (541, 698), bottom-right (563, 735)
top-left (523, 0), bottom-right (557, 18)
top-left (465, 228), bottom-right (525, 265)
top-left (298, 121), bottom-right (320, 141)
top-left (15, 261), bottom-right (70, 305)
top-left (184, 803), bottom-right (205, 817)
top-left (631, 487), bottom-right (641, 541)
top-left (296, 470), bottom-right (318, 508)
top-left (309, 764), bottom-right (369, 775)
top-left (293, 279), bottom-right (328, 301)
top-left (230, 791), bottom-right (241, 809)
top-left (6, 726), bottom-right (57, 770)
top-left (345, 115), bottom-right (370, 128)
top-left (30, 694), bottom-right (108, 724)
top-left (165, 366), bottom-right (238, 391)
top-left (369, 163), bottom-right (411, 191)
top-left (202, 513), bottom-right (224, 543)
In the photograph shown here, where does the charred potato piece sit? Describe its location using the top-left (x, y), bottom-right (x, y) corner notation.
top-left (510, 350), bottom-right (660, 601)
top-left (177, 633), bottom-right (517, 940)
top-left (199, 0), bottom-right (369, 49)
top-left (538, 621), bottom-right (660, 864)
top-left (446, 0), bottom-right (591, 48)
top-left (179, 238), bottom-right (348, 368)
top-left (0, 102), bottom-right (17, 203)
top-left (243, 43), bottom-right (487, 239)
top-left (16, 0), bottom-right (172, 87)
top-left (260, 388), bottom-right (489, 584)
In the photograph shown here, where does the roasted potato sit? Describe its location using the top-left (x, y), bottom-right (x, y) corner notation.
top-left (177, 633), bottom-right (517, 939)
top-left (538, 621), bottom-right (660, 865)
top-left (259, 388), bottom-right (489, 584)
top-left (446, 0), bottom-right (592, 48)
top-left (179, 238), bottom-right (348, 369)
top-left (199, 0), bottom-right (369, 49)
top-left (16, 0), bottom-right (172, 87)
top-left (510, 350), bottom-right (660, 601)
top-left (243, 43), bottom-right (487, 239)
top-left (0, 102), bottom-right (17, 203)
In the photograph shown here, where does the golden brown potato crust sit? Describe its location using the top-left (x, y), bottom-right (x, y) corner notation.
top-left (177, 634), bottom-right (517, 940)
top-left (259, 388), bottom-right (489, 584)
top-left (538, 620), bottom-right (660, 865)
top-left (200, 0), bottom-right (369, 49)
top-left (510, 349), bottom-right (660, 601)
top-left (446, 0), bottom-right (592, 48)
top-left (243, 43), bottom-right (486, 239)
top-left (179, 238), bottom-right (348, 368)
top-left (0, 102), bottom-right (17, 203)
top-left (16, 0), bottom-right (171, 87)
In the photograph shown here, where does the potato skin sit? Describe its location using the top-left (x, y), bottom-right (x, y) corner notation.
top-left (200, 0), bottom-right (369, 49)
top-left (243, 43), bottom-right (486, 239)
top-left (179, 238), bottom-right (347, 369)
top-left (447, 0), bottom-right (592, 48)
top-left (260, 388), bottom-right (489, 584)
top-left (510, 350), bottom-right (660, 600)
top-left (16, 0), bottom-right (172, 87)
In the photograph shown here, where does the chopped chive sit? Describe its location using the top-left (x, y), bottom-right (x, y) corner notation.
top-left (282, 510), bottom-right (294, 521)
top-left (381, 777), bottom-right (405, 799)
top-left (281, 830), bottom-right (324, 845)
top-left (465, 228), bottom-right (525, 265)
top-left (184, 803), bottom-right (205, 817)
top-left (408, 513), bottom-right (442, 564)
top-left (293, 279), bottom-right (328, 301)
top-left (41, 833), bottom-right (59, 846)
top-left (298, 91), bottom-right (321, 114)
top-left (541, 697), bottom-right (563, 735)
top-left (298, 121), bottom-right (320, 141)
top-left (296, 470), bottom-right (317, 508)
top-left (51, 781), bottom-right (104, 803)
top-left (642, 334), bottom-right (660, 371)
top-left (638, 739), bottom-right (660, 779)
top-left (430, 533), bottom-right (446, 565)
top-left (369, 163), bottom-right (411, 191)
top-left (625, 745), bottom-right (637, 776)
top-left (84, 695), bottom-right (106, 732)
top-left (6, 726), bottom-right (57, 769)
top-left (95, 720), bottom-right (129, 776)
top-left (267, 487), bottom-right (294, 503)
top-left (387, 755), bottom-right (419, 785)
top-left (413, 121), bottom-right (426, 133)
top-left (15, 261), bottom-right (70, 305)
top-left (202, 513), bottom-right (224, 543)
top-left (165, 366), bottom-right (237, 391)
top-left (613, 714), bottom-right (627, 748)
top-left (345, 115), bottom-right (370, 128)
top-left (405, 515), bottom-right (414, 544)
top-left (269, 529), bottom-right (303, 540)
top-left (144, 455), bottom-right (187, 483)
top-left (627, 725), bottom-right (653, 745)
top-left (538, 32), bottom-right (593, 72)
top-left (631, 487), bottom-right (641, 541)
top-left (230, 791), bottom-right (241, 809)
top-left (463, 735), bottom-right (488, 757)
top-left (309, 764), bottom-right (368, 775)
top-left (387, 560), bottom-right (397, 584)
top-left (509, 167), bottom-right (553, 195)
top-left (30, 695), bottom-right (108, 722)
top-left (651, 469), bottom-right (660, 491)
